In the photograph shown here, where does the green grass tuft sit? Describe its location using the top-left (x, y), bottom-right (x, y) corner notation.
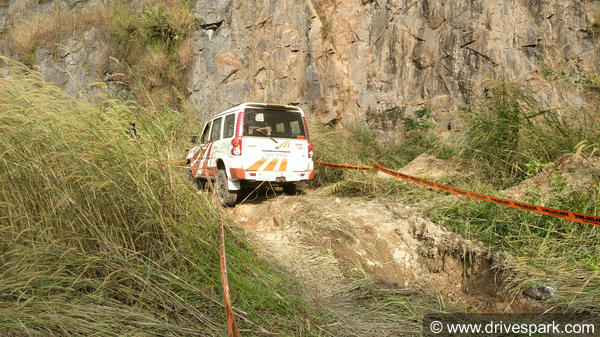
top-left (431, 180), bottom-right (600, 314)
top-left (460, 80), bottom-right (600, 187)
top-left (311, 119), bottom-right (452, 198)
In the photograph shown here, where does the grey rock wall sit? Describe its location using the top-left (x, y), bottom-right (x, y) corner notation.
top-left (34, 27), bottom-right (112, 99)
top-left (187, 0), bottom-right (599, 128)
top-left (2, 0), bottom-right (599, 128)
top-left (1, 0), bottom-right (121, 102)
top-left (187, 0), bottom-right (360, 123)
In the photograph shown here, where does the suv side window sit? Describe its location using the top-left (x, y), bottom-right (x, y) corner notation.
top-left (200, 122), bottom-right (211, 143)
top-left (210, 117), bottom-right (222, 142)
top-left (223, 114), bottom-right (235, 138)
top-left (290, 120), bottom-right (301, 136)
top-left (275, 122), bottom-right (285, 134)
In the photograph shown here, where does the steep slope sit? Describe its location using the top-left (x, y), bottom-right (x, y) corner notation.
top-left (229, 192), bottom-right (531, 312)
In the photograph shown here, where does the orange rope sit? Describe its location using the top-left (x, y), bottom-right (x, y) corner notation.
top-left (314, 160), bottom-right (600, 227)
top-left (202, 170), bottom-right (242, 337)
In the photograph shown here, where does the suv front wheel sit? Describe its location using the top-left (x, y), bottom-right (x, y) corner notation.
top-left (283, 183), bottom-right (297, 195)
top-left (216, 169), bottom-right (238, 206)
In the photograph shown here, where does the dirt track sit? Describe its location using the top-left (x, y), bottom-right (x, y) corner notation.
top-left (227, 189), bottom-right (541, 313)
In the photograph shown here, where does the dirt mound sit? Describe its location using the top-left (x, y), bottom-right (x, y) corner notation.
top-left (377, 153), bottom-right (468, 181)
top-left (502, 153), bottom-right (600, 202)
top-left (228, 191), bottom-right (541, 313)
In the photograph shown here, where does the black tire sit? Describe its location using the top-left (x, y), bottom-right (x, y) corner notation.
top-left (186, 170), bottom-right (205, 190)
top-left (194, 177), bottom-right (205, 190)
top-left (185, 169), bottom-right (194, 181)
top-left (282, 183), bottom-right (297, 195)
top-left (216, 169), bottom-right (238, 206)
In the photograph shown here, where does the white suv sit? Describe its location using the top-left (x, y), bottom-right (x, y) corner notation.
top-left (185, 102), bottom-right (315, 205)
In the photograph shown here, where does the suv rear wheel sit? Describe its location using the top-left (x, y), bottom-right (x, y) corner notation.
top-left (216, 169), bottom-right (237, 206)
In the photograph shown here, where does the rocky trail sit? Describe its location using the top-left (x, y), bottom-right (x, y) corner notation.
top-left (221, 151), bottom-right (600, 332)
top-left (227, 188), bottom-right (542, 315)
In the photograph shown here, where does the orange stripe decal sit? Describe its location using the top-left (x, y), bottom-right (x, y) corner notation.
top-left (191, 143), bottom-right (212, 177)
top-left (247, 158), bottom-right (267, 171)
top-left (278, 159), bottom-right (287, 171)
top-left (264, 159), bottom-right (279, 171)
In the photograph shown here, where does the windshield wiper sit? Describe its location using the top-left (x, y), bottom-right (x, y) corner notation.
top-left (255, 129), bottom-right (278, 144)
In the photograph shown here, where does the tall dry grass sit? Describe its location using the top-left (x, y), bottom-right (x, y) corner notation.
top-left (0, 58), bottom-right (319, 335)
top-left (459, 80), bottom-right (600, 187)
top-left (310, 119), bottom-right (454, 199)
top-left (5, 3), bottom-right (110, 58)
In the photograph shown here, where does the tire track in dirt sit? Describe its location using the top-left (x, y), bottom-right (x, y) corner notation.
top-left (227, 190), bottom-right (542, 314)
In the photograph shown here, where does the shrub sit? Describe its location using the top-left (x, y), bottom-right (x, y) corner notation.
top-left (365, 106), bottom-right (405, 130)
top-left (321, 18), bottom-right (332, 39)
top-left (403, 106), bottom-right (433, 131)
top-left (177, 36), bottom-right (195, 70)
top-left (461, 80), bottom-right (600, 187)
top-left (311, 118), bottom-right (443, 196)
top-left (109, 1), bottom-right (196, 110)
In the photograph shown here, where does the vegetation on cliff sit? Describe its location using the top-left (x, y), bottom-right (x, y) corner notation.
top-left (4, 0), bottom-right (196, 110)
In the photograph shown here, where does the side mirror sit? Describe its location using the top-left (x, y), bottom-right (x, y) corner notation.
top-left (190, 135), bottom-right (198, 144)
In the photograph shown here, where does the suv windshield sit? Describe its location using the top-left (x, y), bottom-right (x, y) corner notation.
top-left (243, 108), bottom-right (306, 139)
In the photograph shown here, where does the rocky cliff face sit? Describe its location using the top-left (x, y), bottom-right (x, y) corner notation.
top-left (186, 0), bottom-right (358, 124)
top-left (2, 0), bottom-right (599, 128)
top-left (187, 0), bottom-right (599, 127)
top-left (0, 0), bottom-right (121, 101)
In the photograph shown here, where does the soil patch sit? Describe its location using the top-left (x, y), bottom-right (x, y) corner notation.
top-left (227, 190), bottom-right (542, 313)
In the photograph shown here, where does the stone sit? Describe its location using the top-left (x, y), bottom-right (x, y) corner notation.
top-left (1, 0), bottom-right (598, 129)
top-left (523, 285), bottom-right (557, 301)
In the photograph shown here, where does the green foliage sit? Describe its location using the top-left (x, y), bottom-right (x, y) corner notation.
top-left (142, 7), bottom-right (181, 47)
top-left (538, 60), bottom-right (600, 92)
top-left (462, 83), bottom-right (530, 185)
top-left (311, 120), bottom-right (444, 197)
top-left (431, 177), bottom-right (600, 313)
top-left (313, 77), bottom-right (600, 314)
top-left (320, 18), bottom-right (332, 39)
top-left (365, 105), bottom-right (433, 132)
top-left (0, 60), bottom-right (321, 335)
top-left (403, 106), bottom-right (433, 131)
top-left (113, 5), bottom-right (189, 52)
top-left (412, 79), bottom-right (600, 315)
top-left (539, 61), bottom-right (567, 81)
top-left (575, 72), bottom-right (600, 91)
top-left (523, 160), bottom-right (554, 178)
top-left (109, 0), bottom-right (195, 109)
top-left (461, 81), bottom-right (600, 187)
top-left (365, 106), bottom-right (405, 129)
